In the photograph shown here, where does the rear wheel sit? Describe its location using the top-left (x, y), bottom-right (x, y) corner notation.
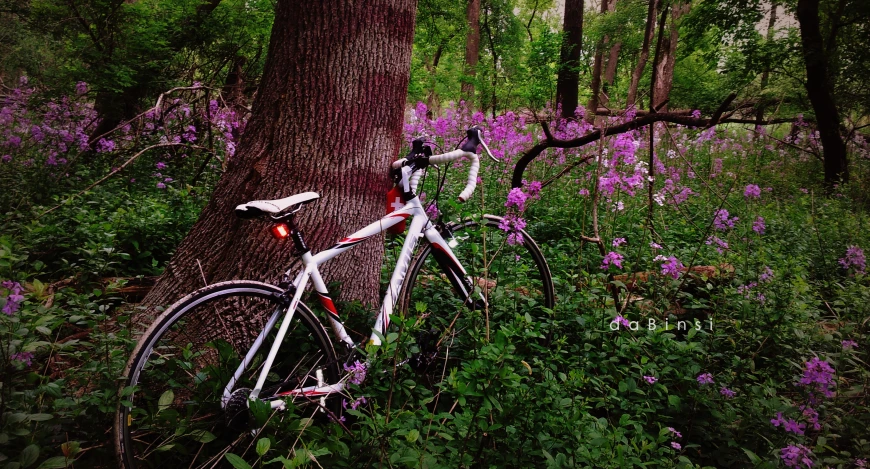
top-left (115, 281), bottom-right (340, 469)
top-left (399, 215), bottom-right (554, 389)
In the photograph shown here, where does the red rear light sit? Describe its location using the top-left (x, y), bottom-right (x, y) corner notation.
top-left (270, 223), bottom-right (290, 239)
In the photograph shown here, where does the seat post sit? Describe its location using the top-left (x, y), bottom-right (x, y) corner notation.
top-left (285, 216), bottom-right (309, 255)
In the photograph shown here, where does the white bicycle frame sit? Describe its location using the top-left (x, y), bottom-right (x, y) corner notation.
top-left (234, 180), bottom-right (477, 408)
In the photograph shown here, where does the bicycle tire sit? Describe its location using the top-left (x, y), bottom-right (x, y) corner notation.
top-left (399, 214), bottom-right (554, 388)
top-left (114, 280), bottom-right (340, 469)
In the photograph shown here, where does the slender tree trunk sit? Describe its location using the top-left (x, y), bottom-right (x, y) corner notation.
top-left (222, 55), bottom-right (248, 107)
top-left (425, 42), bottom-right (446, 112)
top-left (556, 0), bottom-right (584, 118)
top-left (587, 0), bottom-right (609, 120)
top-left (652, 2), bottom-right (687, 111)
top-left (626, 0), bottom-right (658, 108)
top-left (601, 41), bottom-right (621, 107)
top-left (461, 0), bottom-right (481, 104)
top-left (756, 1), bottom-right (778, 128)
top-left (142, 0), bottom-right (418, 308)
top-left (796, 0), bottom-right (847, 185)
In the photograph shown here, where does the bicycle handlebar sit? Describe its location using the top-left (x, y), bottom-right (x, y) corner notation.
top-left (392, 127), bottom-right (489, 203)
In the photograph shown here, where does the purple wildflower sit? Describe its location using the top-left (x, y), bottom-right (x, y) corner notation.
top-left (691, 109), bottom-right (701, 119)
top-left (650, 242), bottom-right (662, 249)
top-left (802, 406), bottom-right (821, 431)
top-left (784, 419), bottom-right (806, 435)
top-left (425, 203), bottom-right (439, 219)
top-left (661, 256), bottom-right (683, 279)
top-left (643, 375), bottom-right (657, 384)
top-left (839, 246), bottom-right (866, 274)
top-left (667, 427), bottom-right (682, 438)
top-left (344, 360), bottom-right (368, 385)
top-left (96, 138), bottom-right (115, 153)
top-left (2, 281), bottom-right (24, 315)
top-left (771, 412), bottom-right (786, 427)
top-left (611, 316), bottom-right (630, 328)
top-left (601, 251), bottom-right (624, 270)
top-left (713, 209), bottom-right (738, 231)
top-left (697, 373), bottom-right (714, 385)
top-left (10, 351), bottom-right (33, 367)
top-left (612, 237), bottom-right (626, 247)
top-left (753, 216), bottom-right (766, 235)
top-left (705, 236), bottom-right (728, 254)
top-left (720, 387), bottom-right (736, 398)
top-left (744, 184), bottom-right (761, 199)
top-left (343, 396), bottom-right (367, 410)
top-left (780, 444), bottom-right (813, 468)
top-left (855, 459), bottom-right (866, 468)
top-left (842, 339), bottom-right (858, 350)
top-left (525, 180), bottom-right (542, 198)
top-left (799, 357), bottom-right (835, 398)
top-left (156, 182), bottom-right (166, 189)
top-left (156, 162), bottom-right (167, 170)
top-left (759, 266), bottom-right (774, 283)
top-left (505, 187), bottom-right (528, 210)
top-left (671, 442), bottom-right (682, 450)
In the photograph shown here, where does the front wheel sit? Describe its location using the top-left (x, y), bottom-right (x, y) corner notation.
top-left (399, 215), bottom-right (554, 386)
top-left (115, 281), bottom-right (340, 469)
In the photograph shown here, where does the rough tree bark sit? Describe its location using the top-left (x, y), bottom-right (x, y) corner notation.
top-left (652, 2), bottom-right (689, 111)
top-left (587, 0), bottom-right (610, 120)
top-left (556, 0), bottom-right (585, 118)
top-left (461, 0), bottom-right (481, 104)
top-left (626, 0), bottom-right (658, 108)
top-left (142, 0), bottom-right (418, 308)
top-left (796, 0), bottom-right (848, 185)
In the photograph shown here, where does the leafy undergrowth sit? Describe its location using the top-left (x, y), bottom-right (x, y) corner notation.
top-left (1, 97), bottom-right (869, 468)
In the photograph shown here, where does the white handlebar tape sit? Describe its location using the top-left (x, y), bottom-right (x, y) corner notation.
top-left (391, 158), bottom-right (407, 169)
top-left (457, 153), bottom-right (479, 202)
top-left (410, 170), bottom-right (423, 194)
top-left (428, 149), bottom-right (479, 202)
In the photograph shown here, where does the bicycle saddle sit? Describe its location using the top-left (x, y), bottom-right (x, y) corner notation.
top-left (234, 192), bottom-right (320, 219)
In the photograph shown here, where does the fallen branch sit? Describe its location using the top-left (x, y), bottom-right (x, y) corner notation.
top-left (511, 93), bottom-right (739, 188)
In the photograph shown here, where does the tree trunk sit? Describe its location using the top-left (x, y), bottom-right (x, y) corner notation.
top-left (796, 0), bottom-right (848, 185)
top-left (626, 0), bottom-right (658, 108)
top-left (222, 55), bottom-right (248, 107)
top-left (756, 1), bottom-right (778, 128)
top-left (652, 2), bottom-right (688, 111)
top-left (461, 0), bottom-right (481, 104)
top-left (142, 0), bottom-right (418, 308)
top-left (586, 0), bottom-right (610, 120)
top-left (555, 0), bottom-right (584, 118)
top-left (601, 41), bottom-right (621, 107)
top-left (425, 42), bottom-right (446, 112)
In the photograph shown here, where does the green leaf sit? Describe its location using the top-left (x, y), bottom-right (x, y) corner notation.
top-left (256, 438), bottom-right (271, 457)
top-left (157, 390), bottom-right (174, 412)
top-left (189, 430), bottom-right (216, 443)
top-left (742, 448), bottom-right (761, 464)
top-left (224, 453), bottom-right (252, 469)
top-left (36, 457), bottom-right (69, 469)
top-left (406, 429), bottom-right (419, 443)
top-left (28, 414), bottom-right (53, 422)
top-left (20, 445), bottom-right (39, 468)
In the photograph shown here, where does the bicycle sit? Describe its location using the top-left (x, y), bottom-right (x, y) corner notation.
top-left (114, 127), bottom-right (555, 468)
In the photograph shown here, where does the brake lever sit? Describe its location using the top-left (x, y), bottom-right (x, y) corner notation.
top-left (477, 129), bottom-right (498, 163)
